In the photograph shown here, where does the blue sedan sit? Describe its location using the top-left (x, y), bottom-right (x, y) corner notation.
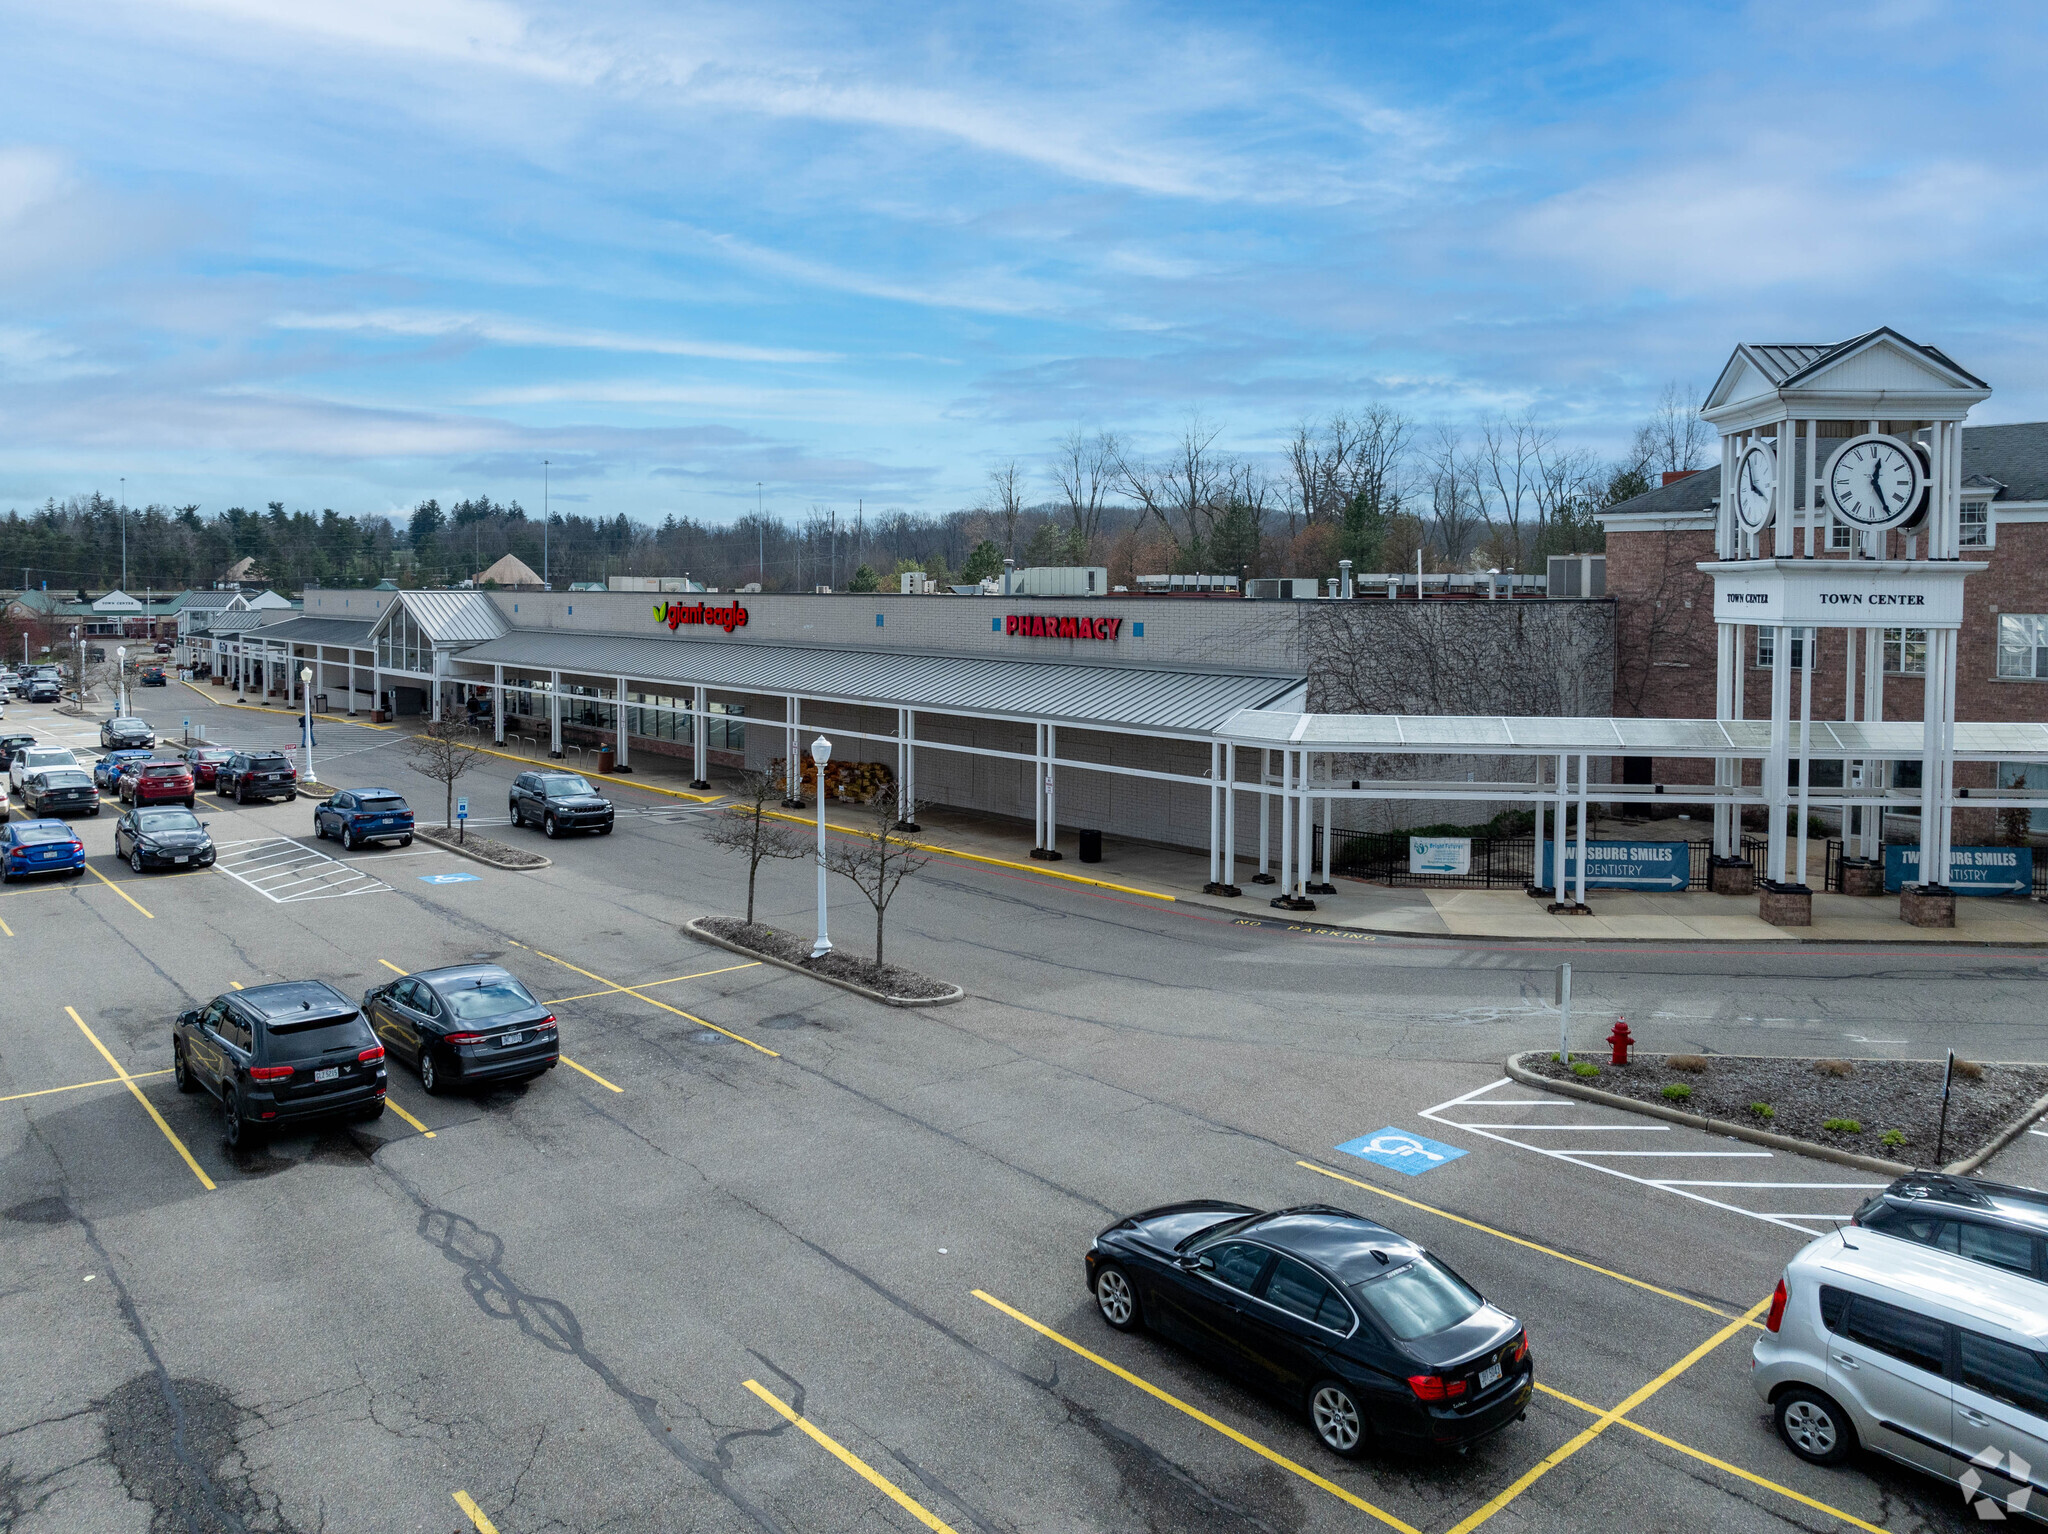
top-left (94, 749), bottom-right (155, 793)
top-left (0, 819), bottom-right (86, 882)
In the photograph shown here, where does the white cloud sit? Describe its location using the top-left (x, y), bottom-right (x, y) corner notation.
top-left (269, 309), bottom-right (838, 364)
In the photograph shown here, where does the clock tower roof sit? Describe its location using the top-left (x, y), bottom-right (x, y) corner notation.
top-left (1704, 328), bottom-right (1989, 427)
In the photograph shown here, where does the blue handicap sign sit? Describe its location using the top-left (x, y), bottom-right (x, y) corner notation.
top-left (1334, 1127), bottom-right (1468, 1177)
top-left (419, 872), bottom-right (480, 884)
top-left (456, 797), bottom-right (468, 820)
top-left (1541, 840), bottom-right (1689, 891)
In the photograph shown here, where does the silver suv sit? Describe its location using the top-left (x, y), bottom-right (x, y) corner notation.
top-left (1754, 1228), bottom-right (2048, 1519)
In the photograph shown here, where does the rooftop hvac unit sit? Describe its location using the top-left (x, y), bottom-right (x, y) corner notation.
top-left (1545, 555), bottom-right (1606, 598)
top-left (1243, 578), bottom-right (1321, 600)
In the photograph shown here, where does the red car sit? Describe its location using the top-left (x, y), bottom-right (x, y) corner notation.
top-left (122, 761), bottom-right (196, 808)
top-left (182, 746), bottom-right (234, 787)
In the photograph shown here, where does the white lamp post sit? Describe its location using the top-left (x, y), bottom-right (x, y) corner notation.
top-left (116, 645), bottom-right (127, 716)
top-left (809, 734), bottom-right (832, 958)
top-left (300, 666), bottom-right (315, 785)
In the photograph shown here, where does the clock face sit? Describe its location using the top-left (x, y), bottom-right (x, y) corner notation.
top-left (1733, 443), bottom-right (1776, 532)
top-left (1826, 435), bottom-right (1924, 530)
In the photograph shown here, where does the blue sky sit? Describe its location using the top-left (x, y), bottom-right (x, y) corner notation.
top-left (2, 0), bottom-right (2043, 526)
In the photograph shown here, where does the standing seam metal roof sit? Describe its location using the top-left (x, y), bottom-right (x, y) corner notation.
top-left (229, 616), bottom-right (376, 647)
top-left (378, 590), bottom-right (509, 645)
top-left (450, 630), bottom-right (1301, 733)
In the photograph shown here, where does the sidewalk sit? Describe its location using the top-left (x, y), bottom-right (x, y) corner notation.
top-left (178, 685), bottom-right (2048, 945)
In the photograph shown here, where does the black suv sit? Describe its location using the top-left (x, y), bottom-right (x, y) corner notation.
top-left (216, 750), bottom-right (298, 803)
top-left (99, 717), bottom-right (155, 750)
top-left (1853, 1172), bottom-right (2048, 1282)
top-left (362, 965), bottom-right (559, 1095)
top-left (172, 980), bottom-right (388, 1147)
top-left (508, 770), bottom-right (614, 837)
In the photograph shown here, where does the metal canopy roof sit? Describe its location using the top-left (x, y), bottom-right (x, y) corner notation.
top-left (371, 590), bottom-right (508, 645)
top-left (1217, 709), bottom-right (2048, 763)
top-left (451, 630), bottom-right (1302, 734)
top-left (233, 616), bottom-right (375, 647)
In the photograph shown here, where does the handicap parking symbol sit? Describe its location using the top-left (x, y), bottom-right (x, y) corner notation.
top-left (1334, 1127), bottom-right (1467, 1177)
top-left (418, 872), bottom-right (481, 884)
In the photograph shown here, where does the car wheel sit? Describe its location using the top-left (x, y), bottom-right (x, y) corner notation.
top-left (287, 791), bottom-right (296, 801)
top-left (544, 813), bottom-right (558, 838)
top-left (1093, 1265), bottom-right (1142, 1332)
top-left (130, 849), bottom-right (144, 873)
top-left (236, 783), bottom-right (247, 804)
top-left (67, 865), bottom-right (83, 877)
top-left (599, 822), bottom-right (613, 835)
top-left (185, 797), bottom-right (195, 809)
top-left (173, 1044), bottom-right (196, 1093)
top-left (222, 1088), bottom-right (255, 1149)
top-left (1774, 1388), bottom-right (1854, 1466)
top-left (313, 816), bottom-right (325, 839)
top-left (1308, 1380), bottom-right (1367, 1459)
top-left (399, 834), bottom-right (412, 847)
top-left (509, 801), bottom-right (521, 826)
top-left (419, 1049), bottom-right (444, 1096)
top-left (90, 805), bottom-right (100, 817)
top-left (341, 826), bottom-right (354, 852)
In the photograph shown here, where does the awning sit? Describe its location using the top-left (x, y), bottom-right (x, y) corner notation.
top-left (234, 617), bottom-right (376, 647)
top-left (451, 630), bottom-right (1303, 735)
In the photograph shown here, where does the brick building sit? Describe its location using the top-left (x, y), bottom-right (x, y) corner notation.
top-left (1603, 420), bottom-right (2048, 836)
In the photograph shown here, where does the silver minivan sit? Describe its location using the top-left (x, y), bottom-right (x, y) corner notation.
top-left (1755, 1229), bottom-right (2048, 1519)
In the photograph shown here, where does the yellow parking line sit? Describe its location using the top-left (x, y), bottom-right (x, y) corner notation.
top-left (1445, 1297), bottom-right (1770, 1534)
top-left (972, 1290), bottom-right (1421, 1534)
top-left (1296, 1161), bottom-right (1761, 1329)
top-left (451, 1490), bottom-right (499, 1533)
top-left (383, 1097), bottom-right (436, 1137)
top-left (66, 1007), bottom-right (214, 1191)
top-left (544, 960), bottom-right (763, 1006)
top-left (1533, 1383), bottom-right (1887, 1534)
top-left (0, 912), bottom-right (11, 936)
top-left (742, 1379), bottom-right (961, 1534)
top-left (559, 1055), bottom-right (623, 1093)
top-left (530, 949), bottom-right (778, 1057)
top-left (85, 863), bottom-right (153, 918)
top-left (379, 958), bottom-right (406, 974)
top-left (1, 1069), bottom-right (173, 1104)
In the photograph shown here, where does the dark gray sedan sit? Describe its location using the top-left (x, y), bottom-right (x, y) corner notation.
top-left (362, 965), bottom-right (559, 1095)
top-left (114, 806), bottom-right (216, 871)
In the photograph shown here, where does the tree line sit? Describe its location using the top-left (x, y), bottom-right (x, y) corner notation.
top-left (2, 388), bottom-right (1705, 596)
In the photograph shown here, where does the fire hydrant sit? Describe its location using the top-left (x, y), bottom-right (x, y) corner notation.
top-left (1607, 1020), bottom-right (1634, 1067)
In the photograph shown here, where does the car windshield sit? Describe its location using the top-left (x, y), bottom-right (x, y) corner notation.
top-left (358, 795), bottom-right (408, 812)
top-left (142, 764), bottom-right (184, 776)
top-left (16, 824), bottom-right (75, 843)
top-left (27, 751), bottom-right (71, 765)
top-left (1347, 1255), bottom-right (1483, 1341)
top-left (194, 749), bottom-right (230, 761)
top-left (42, 771), bottom-right (90, 787)
top-left (114, 718), bottom-right (144, 728)
top-left (441, 979), bottom-right (541, 1021)
top-left (544, 777), bottom-right (594, 797)
top-left (261, 1015), bottom-right (372, 1060)
top-left (138, 810), bottom-right (200, 832)
top-left (250, 755), bottom-right (291, 770)
top-left (1180, 1212), bottom-right (1264, 1252)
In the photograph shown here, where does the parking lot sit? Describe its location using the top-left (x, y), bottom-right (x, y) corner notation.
top-left (4, 689), bottom-right (2044, 1532)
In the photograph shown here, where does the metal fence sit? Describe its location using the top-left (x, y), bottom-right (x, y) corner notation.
top-left (1822, 839), bottom-right (2048, 897)
top-left (1335, 834), bottom-right (1770, 891)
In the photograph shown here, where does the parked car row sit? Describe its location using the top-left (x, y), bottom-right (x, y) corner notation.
top-left (172, 965), bottom-right (559, 1146)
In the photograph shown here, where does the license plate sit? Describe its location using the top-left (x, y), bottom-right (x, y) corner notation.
top-left (500, 1032), bottom-right (524, 1046)
top-left (1478, 1363), bottom-right (1502, 1389)
top-left (174, 855), bottom-right (189, 864)
top-left (314, 1067), bottom-right (339, 1082)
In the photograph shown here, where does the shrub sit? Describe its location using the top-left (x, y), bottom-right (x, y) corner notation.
top-left (1667, 1054), bottom-right (1709, 1072)
top-left (1812, 1059), bottom-right (1854, 1078)
top-left (1954, 1059), bottom-right (1985, 1081)
top-left (1662, 1083), bottom-right (1693, 1102)
top-left (1748, 1103), bottom-right (1775, 1120)
top-left (1570, 1061), bottom-right (1601, 1079)
top-left (1881, 1130), bottom-right (1906, 1147)
top-left (1823, 1118), bottom-right (1864, 1134)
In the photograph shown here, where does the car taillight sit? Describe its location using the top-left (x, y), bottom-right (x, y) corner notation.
top-left (1765, 1278), bottom-right (1788, 1334)
top-left (359, 1045), bottom-right (385, 1063)
top-left (540, 1014), bottom-right (557, 1029)
top-left (1407, 1374), bottom-right (1467, 1401)
top-left (445, 1031), bottom-right (484, 1045)
top-left (1511, 1334), bottom-right (1529, 1364)
top-left (249, 1065), bottom-right (294, 1081)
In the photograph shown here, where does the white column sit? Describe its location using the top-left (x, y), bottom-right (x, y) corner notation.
top-left (1296, 750), bottom-right (1312, 897)
top-left (1573, 753), bottom-right (1590, 908)
top-left (431, 649), bottom-right (444, 723)
top-left (902, 709), bottom-right (917, 820)
top-left (787, 696), bottom-right (802, 801)
top-left (549, 671), bottom-right (562, 757)
top-left (614, 676), bottom-right (629, 769)
top-left (897, 709), bottom-right (908, 817)
top-left (1767, 625), bottom-right (1792, 883)
top-left (348, 648), bottom-right (360, 714)
top-left (1555, 752), bottom-right (1569, 895)
top-left (1277, 749), bottom-right (1292, 897)
top-left (1864, 627), bottom-right (1886, 859)
top-left (1045, 724), bottom-right (1059, 856)
top-left (1804, 419), bottom-right (1820, 557)
top-left (1795, 632), bottom-right (1814, 888)
top-left (692, 685), bottom-right (708, 788)
top-left (1222, 742), bottom-right (1237, 890)
top-left (1714, 622), bottom-right (1736, 858)
top-left (1257, 749), bottom-right (1272, 880)
top-left (1208, 742), bottom-right (1221, 886)
top-left (1319, 766), bottom-right (1333, 889)
top-left (493, 665), bottom-right (505, 743)
top-left (1533, 759), bottom-right (1548, 894)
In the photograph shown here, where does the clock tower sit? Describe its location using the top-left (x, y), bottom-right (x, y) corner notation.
top-left (1698, 328), bottom-right (1991, 925)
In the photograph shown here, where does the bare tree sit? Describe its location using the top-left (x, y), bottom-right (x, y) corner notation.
top-left (1117, 413), bottom-right (1226, 557)
top-left (1428, 461), bottom-right (1486, 568)
top-left (1285, 413), bottom-right (1358, 534)
top-left (1467, 413), bottom-right (1553, 569)
top-left (703, 768), bottom-right (807, 924)
top-left (403, 722), bottom-right (489, 831)
top-left (983, 463), bottom-right (1027, 562)
top-left (1051, 429), bottom-right (1120, 551)
top-left (1630, 382), bottom-right (1710, 479)
top-left (825, 786), bottom-right (930, 971)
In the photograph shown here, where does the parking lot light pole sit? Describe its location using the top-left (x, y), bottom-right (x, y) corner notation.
top-left (116, 646), bottom-right (126, 716)
top-left (809, 735), bottom-right (832, 959)
top-left (300, 667), bottom-right (315, 785)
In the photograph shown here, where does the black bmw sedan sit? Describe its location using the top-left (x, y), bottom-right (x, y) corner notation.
top-left (362, 964), bottom-right (559, 1094)
top-left (1085, 1202), bottom-right (1531, 1458)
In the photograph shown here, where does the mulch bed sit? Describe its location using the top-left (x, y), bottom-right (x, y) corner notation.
top-left (415, 823), bottom-right (550, 869)
top-left (698, 917), bottom-right (955, 1000)
top-left (1524, 1052), bottom-right (2048, 1163)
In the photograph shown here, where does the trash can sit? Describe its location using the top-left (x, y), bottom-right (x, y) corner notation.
top-left (596, 747), bottom-right (616, 774)
top-left (1078, 828), bottom-right (1102, 864)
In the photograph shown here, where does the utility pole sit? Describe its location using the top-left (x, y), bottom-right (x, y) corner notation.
top-left (757, 483), bottom-right (764, 588)
top-left (542, 460), bottom-right (550, 589)
top-left (119, 476), bottom-right (127, 593)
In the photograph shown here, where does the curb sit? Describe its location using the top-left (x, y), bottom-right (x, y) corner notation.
top-left (683, 916), bottom-right (963, 1008)
top-left (413, 825), bottom-right (551, 871)
top-left (1952, 1084), bottom-right (2048, 1175)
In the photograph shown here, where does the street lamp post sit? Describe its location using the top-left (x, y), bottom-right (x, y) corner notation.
top-left (116, 646), bottom-right (127, 716)
top-left (300, 667), bottom-right (315, 785)
top-left (809, 735), bottom-right (832, 958)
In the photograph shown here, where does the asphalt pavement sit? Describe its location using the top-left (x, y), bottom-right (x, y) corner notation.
top-left (3, 690), bottom-right (2042, 1533)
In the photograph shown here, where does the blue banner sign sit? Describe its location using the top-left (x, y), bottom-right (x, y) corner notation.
top-left (1884, 845), bottom-right (2033, 896)
top-left (1541, 840), bottom-right (1690, 891)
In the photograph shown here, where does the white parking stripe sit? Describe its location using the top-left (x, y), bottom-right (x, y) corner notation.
top-left (210, 836), bottom-right (390, 903)
top-left (1418, 1079), bottom-right (1884, 1237)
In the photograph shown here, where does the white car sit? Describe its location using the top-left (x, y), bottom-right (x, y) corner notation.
top-left (0, 783), bottom-right (9, 823)
top-left (1754, 1226), bottom-right (2048, 1517)
top-left (11, 746), bottom-right (79, 792)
